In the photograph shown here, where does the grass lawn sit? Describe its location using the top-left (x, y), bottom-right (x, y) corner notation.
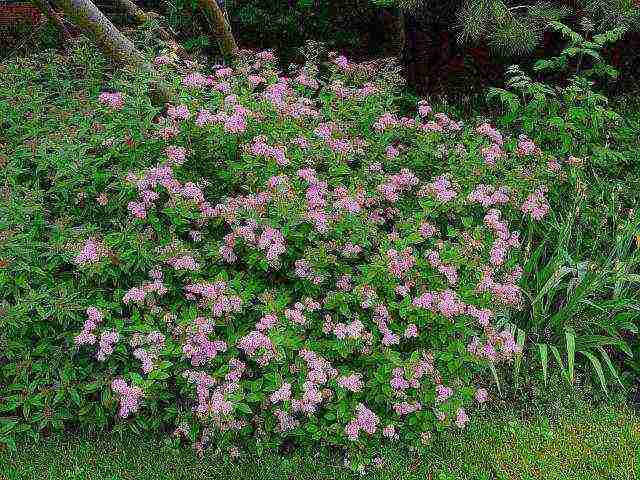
top-left (1, 402), bottom-right (638, 480)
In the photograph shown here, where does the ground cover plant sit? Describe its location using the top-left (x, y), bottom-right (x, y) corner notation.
top-left (0, 18), bottom-right (639, 474)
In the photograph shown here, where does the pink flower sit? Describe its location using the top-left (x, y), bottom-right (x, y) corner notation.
top-left (423, 176), bottom-right (457, 202)
top-left (334, 55), bottom-right (349, 69)
top-left (166, 145), bottom-right (187, 165)
top-left (517, 134), bottom-right (539, 156)
top-left (386, 145), bottom-right (400, 158)
top-left (475, 388), bottom-right (489, 403)
top-left (167, 104), bottom-right (190, 120)
top-left (481, 143), bottom-right (503, 166)
top-left (436, 384), bottom-right (453, 402)
top-left (97, 330), bottom-right (119, 361)
top-left (345, 403), bottom-right (379, 440)
top-left (455, 407), bottom-right (469, 428)
top-left (393, 401), bottom-right (422, 415)
top-left (521, 189), bottom-right (550, 220)
top-left (153, 54), bottom-right (172, 66)
top-left (166, 254), bottom-right (199, 271)
top-left (418, 100), bottom-right (432, 117)
top-left (387, 248), bottom-right (416, 278)
top-left (270, 383), bottom-right (292, 404)
top-left (74, 238), bottom-right (108, 266)
top-left (404, 324), bottom-right (418, 338)
top-left (383, 424), bottom-right (399, 440)
top-left (337, 373), bottom-right (363, 392)
top-left (476, 123), bottom-right (503, 145)
top-left (111, 378), bottom-right (143, 418)
top-left (98, 92), bottom-right (124, 109)
top-left (127, 201), bottom-right (147, 219)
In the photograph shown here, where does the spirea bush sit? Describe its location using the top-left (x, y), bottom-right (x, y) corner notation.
top-left (1, 44), bottom-right (563, 459)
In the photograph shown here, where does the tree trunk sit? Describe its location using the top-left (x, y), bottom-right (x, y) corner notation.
top-left (55, 0), bottom-right (174, 102)
top-left (197, 0), bottom-right (238, 61)
top-left (382, 7), bottom-right (406, 59)
top-left (56, 0), bottom-right (144, 64)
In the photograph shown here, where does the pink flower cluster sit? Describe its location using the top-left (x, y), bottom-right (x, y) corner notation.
top-left (468, 329), bottom-right (521, 362)
top-left (182, 317), bottom-right (227, 367)
top-left (521, 188), bottom-right (550, 220)
top-left (184, 281), bottom-right (242, 317)
top-left (167, 104), bottom-right (191, 121)
top-left (238, 330), bottom-right (275, 366)
top-left (96, 330), bottom-right (119, 361)
top-left (294, 259), bottom-right (324, 285)
top-left (337, 373), bottom-right (363, 392)
top-left (412, 290), bottom-right (474, 319)
top-left (517, 134), bottom-right (540, 156)
top-left (387, 247), bottom-right (416, 278)
top-left (476, 123), bottom-right (504, 166)
top-left (373, 305), bottom-right (399, 346)
top-left (111, 378), bottom-right (143, 418)
top-left (74, 307), bottom-right (103, 345)
top-left (291, 349), bottom-right (338, 414)
top-left (393, 401), bottom-right (422, 416)
top-left (123, 272), bottom-right (168, 305)
top-left (74, 238), bottom-right (109, 266)
top-left (270, 382), bottom-right (292, 404)
top-left (166, 254), bottom-right (199, 271)
top-left (421, 176), bottom-right (458, 202)
top-left (345, 404), bottom-right (380, 440)
top-left (484, 209), bottom-right (521, 266)
top-left (165, 145), bottom-right (187, 165)
top-left (477, 267), bottom-right (523, 305)
top-left (130, 331), bottom-right (165, 373)
top-left (468, 184), bottom-right (510, 207)
top-left (182, 72), bottom-right (214, 88)
top-left (328, 318), bottom-right (365, 340)
top-left (377, 169), bottom-right (419, 202)
top-left (426, 250), bottom-right (459, 285)
top-left (274, 409), bottom-right (299, 432)
top-left (98, 92), bottom-right (124, 109)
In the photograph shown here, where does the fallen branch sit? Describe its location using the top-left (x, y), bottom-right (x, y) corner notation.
top-left (113, 0), bottom-right (187, 59)
top-left (32, 0), bottom-right (72, 45)
top-left (55, 0), bottom-right (175, 103)
top-left (197, 0), bottom-right (238, 61)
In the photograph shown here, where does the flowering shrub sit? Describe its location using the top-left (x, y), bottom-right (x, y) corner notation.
top-left (0, 43), bottom-right (567, 458)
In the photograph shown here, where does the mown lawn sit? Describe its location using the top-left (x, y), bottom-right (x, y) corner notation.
top-left (1, 402), bottom-right (638, 480)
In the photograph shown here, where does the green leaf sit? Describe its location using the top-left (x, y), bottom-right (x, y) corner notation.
top-left (580, 350), bottom-right (607, 394)
top-left (597, 347), bottom-right (625, 390)
top-left (550, 345), bottom-right (567, 380)
top-left (566, 330), bottom-right (576, 384)
top-left (489, 362), bottom-right (501, 397)
top-left (538, 343), bottom-right (549, 386)
top-left (513, 328), bottom-right (526, 387)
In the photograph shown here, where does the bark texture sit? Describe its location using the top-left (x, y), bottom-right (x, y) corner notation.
top-left (57, 0), bottom-right (145, 65)
top-left (382, 7), bottom-right (406, 59)
top-left (55, 0), bottom-right (174, 102)
top-left (197, 0), bottom-right (238, 60)
top-left (114, 0), bottom-right (150, 24)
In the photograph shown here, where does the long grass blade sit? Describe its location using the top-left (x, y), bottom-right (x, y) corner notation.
top-left (566, 330), bottom-right (576, 384)
top-left (597, 346), bottom-right (625, 390)
top-left (580, 350), bottom-right (608, 394)
top-left (538, 343), bottom-right (549, 386)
